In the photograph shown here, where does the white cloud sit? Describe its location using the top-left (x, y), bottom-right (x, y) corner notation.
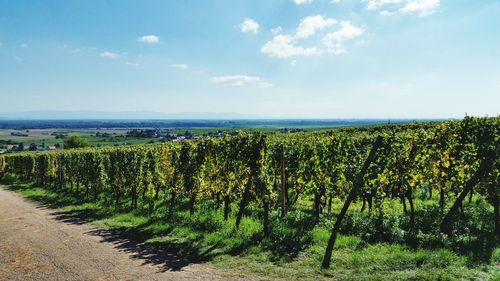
top-left (212, 75), bottom-right (268, 87)
top-left (20, 43), bottom-right (29, 48)
top-left (365, 0), bottom-right (403, 10)
top-left (365, 0), bottom-right (439, 16)
top-left (322, 21), bottom-right (364, 54)
top-left (126, 62), bottom-right (139, 66)
top-left (261, 34), bottom-right (321, 58)
top-left (100, 51), bottom-right (119, 59)
top-left (138, 35), bottom-right (160, 44)
top-left (171, 63), bottom-right (189, 70)
top-left (261, 15), bottom-right (337, 58)
top-left (295, 15), bottom-right (337, 39)
top-left (293, 0), bottom-right (313, 4)
top-left (261, 15), bottom-right (362, 59)
top-left (400, 0), bottom-right (440, 16)
top-left (240, 18), bottom-right (260, 34)
top-left (291, 60), bottom-right (298, 66)
top-left (271, 26), bottom-right (282, 34)
top-left (379, 10), bottom-right (396, 16)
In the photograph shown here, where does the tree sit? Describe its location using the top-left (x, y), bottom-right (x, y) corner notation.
top-left (29, 143), bottom-right (38, 151)
top-left (63, 136), bottom-right (91, 149)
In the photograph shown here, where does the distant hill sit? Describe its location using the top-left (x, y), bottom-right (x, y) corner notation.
top-left (0, 111), bottom-right (258, 120)
top-left (0, 118), bottom-right (440, 130)
top-left (0, 111), bottom-right (446, 130)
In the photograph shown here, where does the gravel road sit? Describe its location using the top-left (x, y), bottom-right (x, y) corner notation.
top-left (0, 188), bottom-right (244, 281)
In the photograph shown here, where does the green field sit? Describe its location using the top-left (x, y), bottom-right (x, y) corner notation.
top-left (0, 128), bottom-right (169, 150)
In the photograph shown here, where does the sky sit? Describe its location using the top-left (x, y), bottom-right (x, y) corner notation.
top-left (0, 0), bottom-right (499, 119)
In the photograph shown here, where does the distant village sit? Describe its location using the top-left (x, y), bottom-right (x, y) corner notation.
top-left (125, 129), bottom-right (238, 141)
top-left (0, 128), bottom-right (307, 154)
top-left (125, 128), bottom-right (306, 141)
top-left (0, 142), bottom-right (60, 154)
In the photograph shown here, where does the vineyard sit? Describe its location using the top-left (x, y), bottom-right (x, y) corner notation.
top-left (0, 116), bottom-right (499, 279)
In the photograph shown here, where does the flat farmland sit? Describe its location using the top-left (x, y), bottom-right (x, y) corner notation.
top-left (0, 129), bottom-right (139, 147)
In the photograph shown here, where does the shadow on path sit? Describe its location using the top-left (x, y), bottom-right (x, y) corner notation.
top-left (85, 228), bottom-right (191, 272)
top-left (3, 184), bottom-right (210, 272)
top-left (47, 209), bottom-right (209, 272)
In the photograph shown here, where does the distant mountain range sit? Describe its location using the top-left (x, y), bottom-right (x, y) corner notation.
top-left (0, 111), bottom-right (444, 130)
top-left (0, 111), bottom-right (449, 121)
top-left (0, 111), bottom-right (260, 120)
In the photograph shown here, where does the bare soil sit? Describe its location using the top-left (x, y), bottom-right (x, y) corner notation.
top-left (0, 188), bottom-right (246, 281)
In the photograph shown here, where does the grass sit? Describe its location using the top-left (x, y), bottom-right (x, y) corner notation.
top-left (1, 182), bottom-right (499, 280)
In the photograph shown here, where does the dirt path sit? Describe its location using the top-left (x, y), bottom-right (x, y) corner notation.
top-left (0, 188), bottom-right (245, 281)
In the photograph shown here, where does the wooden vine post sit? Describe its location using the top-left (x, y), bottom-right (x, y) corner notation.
top-left (280, 143), bottom-right (286, 218)
top-left (440, 152), bottom-right (495, 234)
top-left (321, 136), bottom-right (383, 269)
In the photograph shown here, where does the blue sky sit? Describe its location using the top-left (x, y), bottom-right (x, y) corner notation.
top-left (0, 0), bottom-right (499, 118)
